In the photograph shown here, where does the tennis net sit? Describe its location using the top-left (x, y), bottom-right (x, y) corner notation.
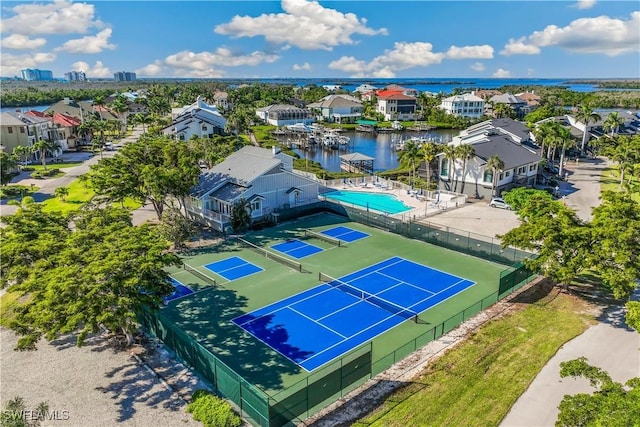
top-left (319, 272), bottom-right (418, 322)
top-left (183, 263), bottom-right (217, 286)
top-left (304, 229), bottom-right (342, 247)
top-left (236, 237), bottom-right (303, 272)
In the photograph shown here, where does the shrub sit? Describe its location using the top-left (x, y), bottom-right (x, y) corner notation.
top-left (31, 169), bottom-right (61, 179)
top-left (0, 185), bottom-right (35, 199)
top-left (186, 390), bottom-right (242, 427)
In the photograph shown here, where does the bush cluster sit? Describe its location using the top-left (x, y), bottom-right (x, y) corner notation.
top-left (31, 169), bottom-right (61, 179)
top-left (186, 390), bottom-right (242, 427)
top-left (0, 185), bottom-right (32, 198)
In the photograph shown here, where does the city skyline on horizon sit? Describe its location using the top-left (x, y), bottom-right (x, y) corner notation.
top-left (1, 1), bottom-right (639, 80)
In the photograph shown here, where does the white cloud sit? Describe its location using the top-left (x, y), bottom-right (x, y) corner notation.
top-left (136, 61), bottom-right (164, 77)
top-left (215, 0), bottom-right (387, 51)
top-left (493, 68), bottom-right (512, 78)
top-left (445, 45), bottom-right (494, 59)
top-left (329, 41), bottom-right (494, 77)
top-left (293, 62), bottom-right (311, 71)
top-left (0, 0), bottom-right (103, 36)
top-left (501, 12), bottom-right (640, 56)
top-left (1, 52), bottom-right (56, 76)
top-left (501, 37), bottom-right (542, 55)
top-left (139, 48), bottom-right (280, 78)
top-left (56, 29), bottom-right (116, 54)
top-left (471, 62), bottom-right (485, 72)
top-left (1, 34), bottom-right (47, 50)
top-left (71, 60), bottom-right (111, 78)
top-left (576, 0), bottom-right (596, 10)
top-left (527, 68), bottom-right (535, 76)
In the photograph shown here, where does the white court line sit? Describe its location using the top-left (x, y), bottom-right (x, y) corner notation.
top-left (289, 307), bottom-right (347, 339)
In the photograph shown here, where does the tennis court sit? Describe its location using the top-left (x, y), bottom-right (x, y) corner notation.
top-left (320, 225), bottom-right (369, 243)
top-left (233, 256), bottom-right (474, 371)
top-left (204, 256), bottom-right (263, 281)
top-left (163, 278), bottom-right (194, 303)
top-left (271, 239), bottom-right (323, 259)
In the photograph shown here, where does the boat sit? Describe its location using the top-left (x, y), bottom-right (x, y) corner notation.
top-left (322, 130), bottom-right (350, 149)
top-left (391, 120), bottom-right (404, 131)
top-left (286, 123), bottom-right (312, 132)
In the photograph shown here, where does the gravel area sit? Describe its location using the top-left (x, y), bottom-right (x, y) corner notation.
top-left (0, 329), bottom-right (202, 427)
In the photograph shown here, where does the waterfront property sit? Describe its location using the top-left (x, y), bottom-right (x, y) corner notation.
top-left (185, 146), bottom-right (319, 231)
top-left (440, 118), bottom-right (542, 198)
top-left (163, 96), bottom-right (226, 140)
top-left (375, 90), bottom-right (418, 121)
top-left (439, 92), bottom-right (485, 118)
top-left (256, 104), bottom-right (314, 126)
top-left (307, 94), bottom-right (363, 124)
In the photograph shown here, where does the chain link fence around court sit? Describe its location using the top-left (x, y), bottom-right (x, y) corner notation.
top-left (273, 200), bottom-right (533, 266)
top-left (140, 262), bottom-right (535, 427)
top-left (138, 201), bottom-right (537, 426)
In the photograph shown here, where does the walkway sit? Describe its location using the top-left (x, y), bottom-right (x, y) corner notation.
top-left (0, 126), bottom-right (145, 218)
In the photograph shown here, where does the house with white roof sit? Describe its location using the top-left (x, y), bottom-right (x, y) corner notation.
top-left (163, 96), bottom-right (226, 140)
top-left (439, 92), bottom-right (485, 118)
top-left (185, 146), bottom-right (320, 231)
top-left (255, 104), bottom-right (314, 126)
top-left (353, 84), bottom-right (378, 93)
top-left (307, 95), bottom-right (363, 124)
top-left (439, 118), bottom-right (542, 198)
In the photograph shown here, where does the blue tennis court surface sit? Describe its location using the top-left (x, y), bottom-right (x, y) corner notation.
top-left (320, 226), bottom-right (369, 243)
top-left (204, 256), bottom-right (263, 281)
top-left (233, 257), bottom-right (475, 371)
top-left (164, 278), bottom-right (194, 303)
top-left (271, 239), bottom-right (323, 259)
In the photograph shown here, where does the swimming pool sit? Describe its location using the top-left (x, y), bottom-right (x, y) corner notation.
top-left (323, 190), bottom-right (412, 214)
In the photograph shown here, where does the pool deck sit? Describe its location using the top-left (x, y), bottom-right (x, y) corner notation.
top-left (324, 182), bottom-right (461, 218)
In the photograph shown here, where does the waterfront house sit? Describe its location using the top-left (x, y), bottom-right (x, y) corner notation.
top-left (375, 90), bottom-right (417, 121)
top-left (439, 92), bottom-right (485, 118)
top-left (307, 95), bottom-right (363, 124)
top-left (487, 93), bottom-right (529, 119)
top-left (26, 111), bottom-right (82, 150)
top-left (438, 118), bottom-right (542, 199)
top-left (255, 104), bottom-right (314, 126)
top-left (383, 84), bottom-right (419, 98)
top-left (45, 98), bottom-right (110, 122)
top-left (353, 84), bottom-right (378, 93)
top-left (185, 146), bottom-right (319, 232)
top-left (163, 96), bottom-right (226, 140)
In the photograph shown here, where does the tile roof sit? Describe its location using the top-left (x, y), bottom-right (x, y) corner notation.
top-left (376, 90), bottom-right (416, 100)
top-left (53, 112), bottom-right (81, 127)
top-left (472, 135), bottom-right (542, 170)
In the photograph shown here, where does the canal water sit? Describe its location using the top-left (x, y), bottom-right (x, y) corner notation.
top-left (289, 128), bottom-right (459, 172)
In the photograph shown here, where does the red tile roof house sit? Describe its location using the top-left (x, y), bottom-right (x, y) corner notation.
top-left (25, 110), bottom-right (81, 150)
top-left (375, 90), bottom-right (418, 121)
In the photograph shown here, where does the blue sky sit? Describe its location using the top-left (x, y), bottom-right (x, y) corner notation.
top-left (1, 0), bottom-right (639, 79)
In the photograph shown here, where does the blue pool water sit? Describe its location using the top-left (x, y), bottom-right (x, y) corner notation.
top-left (323, 190), bottom-right (411, 214)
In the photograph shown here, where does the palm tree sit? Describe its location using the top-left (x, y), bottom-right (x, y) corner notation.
top-left (533, 121), bottom-right (556, 160)
top-left (133, 112), bottom-right (153, 135)
top-left (602, 112), bottom-right (624, 136)
top-left (93, 94), bottom-right (106, 120)
top-left (231, 198), bottom-right (252, 232)
top-left (54, 186), bottom-right (69, 201)
top-left (493, 103), bottom-right (513, 119)
top-left (12, 145), bottom-right (32, 169)
top-left (456, 144), bottom-right (475, 193)
top-left (422, 142), bottom-right (438, 195)
top-left (575, 105), bottom-right (601, 154)
top-left (398, 140), bottom-right (422, 188)
top-left (553, 126), bottom-right (573, 177)
top-left (442, 144), bottom-right (458, 191)
top-left (486, 155), bottom-right (504, 197)
top-left (110, 95), bottom-right (129, 137)
top-left (31, 139), bottom-right (57, 170)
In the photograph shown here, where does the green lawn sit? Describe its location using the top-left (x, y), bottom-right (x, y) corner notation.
top-left (28, 161), bottom-right (84, 170)
top-left (601, 165), bottom-right (640, 202)
top-left (355, 285), bottom-right (593, 427)
top-left (41, 179), bottom-right (141, 215)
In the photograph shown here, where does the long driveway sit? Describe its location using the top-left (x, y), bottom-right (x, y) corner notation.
top-left (0, 126), bottom-right (144, 218)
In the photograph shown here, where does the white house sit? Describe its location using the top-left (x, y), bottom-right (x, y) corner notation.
top-left (255, 104), bottom-right (314, 126)
top-left (439, 93), bottom-right (485, 118)
top-left (375, 91), bottom-right (417, 121)
top-left (353, 84), bottom-right (378, 93)
top-left (439, 119), bottom-right (542, 199)
top-left (163, 96), bottom-right (226, 140)
top-left (185, 146), bottom-right (320, 231)
top-left (307, 95), bottom-right (363, 124)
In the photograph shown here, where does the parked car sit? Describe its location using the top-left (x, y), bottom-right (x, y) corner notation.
top-left (489, 197), bottom-right (512, 210)
top-left (543, 164), bottom-right (559, 175)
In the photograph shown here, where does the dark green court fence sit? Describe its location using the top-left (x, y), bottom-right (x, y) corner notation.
top-left (141, 202), bottom-right (538, 426)
top-left (140, 269), bottom-right (536, 426)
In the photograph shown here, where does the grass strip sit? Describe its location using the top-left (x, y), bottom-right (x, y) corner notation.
top-left (600, 165), bottom-right (639, 202)
top-left (355, 285), bottom-right (594, 427)
top-left (41, 179), bottom-right (140, 215)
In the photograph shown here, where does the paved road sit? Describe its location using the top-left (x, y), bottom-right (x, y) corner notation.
top-left (557, 156), bottom-right (610, 222)
top-left (0, 126), bottom-right (145, 218)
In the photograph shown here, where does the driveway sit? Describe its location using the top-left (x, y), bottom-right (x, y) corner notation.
top-left (0, 126), bottom-right (144, 218)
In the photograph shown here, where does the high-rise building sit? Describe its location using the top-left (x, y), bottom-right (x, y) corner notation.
top-left (20, 68), bottom-right (54, 81)
top-left (65, 71), bottom-right (87, 82)
top-left (113, 71), bottom-right (136, 82)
